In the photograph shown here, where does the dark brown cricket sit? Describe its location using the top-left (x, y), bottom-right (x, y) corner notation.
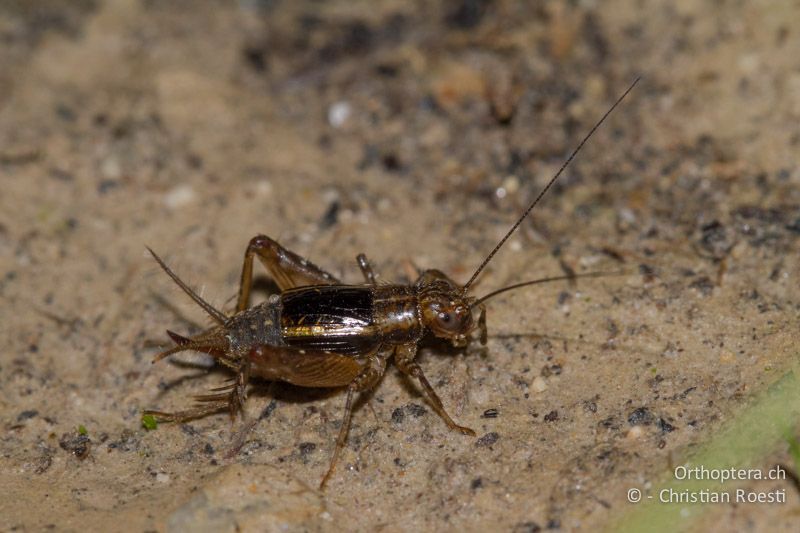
top-left (144, 78), bottom-right (640, 488)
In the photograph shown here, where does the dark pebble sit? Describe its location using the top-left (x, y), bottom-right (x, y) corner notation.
top-left (628, 407), bottom-right (655, 426)
top-left (298, 442), bottom-right (316, 456)
top-left (17, 410), bottom-right (39, 421)
top-left (476, 432), bottom-right (500, 447)
top-left (512, 522), bottom-right (541, 533)
top-left (657, 418), bottom-right (676, 433)
top-left (59, 433), bottom-right (91, 460)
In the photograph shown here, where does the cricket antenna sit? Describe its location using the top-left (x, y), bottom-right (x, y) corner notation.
top-left (462, 77), bottom-right (641, 292)
top-left (146, 246), bottom-right (228, 325)
top-left (471, 270), bottom-right (626, 308)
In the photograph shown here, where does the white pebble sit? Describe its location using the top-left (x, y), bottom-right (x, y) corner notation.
top-left (100, 156), bottom-right (122, 179)
top-left (626, 426), bottom-right (645, 440)
top-left (255, 179), bottom-right (272, 196)
top-left (163, 184), bottom-right (196, 209)
top-left (532, 376), bottom-right (548, 392)
top-left (328, 101), bottom-right (352, 128)
top-left (738, 53), bottom-right (760, 74)
top-left (618, 207), bottom-right (636, 224)
top-left (502, 175), bottom-right (519, 194)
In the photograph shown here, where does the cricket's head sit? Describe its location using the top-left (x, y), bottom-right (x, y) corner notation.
top-left (415, 269), bottom-right (475, 347)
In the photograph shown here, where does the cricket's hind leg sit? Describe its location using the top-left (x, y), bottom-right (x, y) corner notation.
top-left (237, 235), bottom-right (341, 312)
top-left (145, 364), bottom-right (250, 423)
top-left (319, 348), bottom-right (392, 490)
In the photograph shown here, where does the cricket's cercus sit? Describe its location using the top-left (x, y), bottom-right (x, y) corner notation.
top-left (144, 78), bottom-right (640, 489)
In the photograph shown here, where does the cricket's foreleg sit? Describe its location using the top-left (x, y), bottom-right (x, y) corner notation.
top-left (394, 344), bottom-right (476, 436)
top-left (236, 235), bottom-right (340, 312)
top-left (356, 253), bottom-right (377, 285)
top-left (320, 349), bottom-right (391, 489)
top-left (477, 304), bottom-right (488, 346)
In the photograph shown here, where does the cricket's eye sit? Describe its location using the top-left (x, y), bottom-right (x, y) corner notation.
top-left (433, 304), bottom-right (467, 333)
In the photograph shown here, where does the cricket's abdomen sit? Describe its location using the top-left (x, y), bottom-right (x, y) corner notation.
top-left (224, 298), bottom-right (285, 357)
top-left (279, 285), bottom-right (382, 356)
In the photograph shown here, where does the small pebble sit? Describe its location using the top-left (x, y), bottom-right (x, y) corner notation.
top-left (628, 407), bottom-right (654, 426)
top-left (531, 376), bottom-right (548, 393)
top-left (738, 53), bottom-right (760, 74)
top-left (502, 175), bottom-right (519, 194)
top-left (100, 156), bottom-right (122, 180)
top-left (328, 101), bottom-right (352, 128)
top-left (163, 184), bottom-right (196, 209)
top-left (626, 426), bottom-right (645, 440)
top-left (255, 180), bottom-right (272, 196)
top-left (476, 432), bottom-right (500, 447)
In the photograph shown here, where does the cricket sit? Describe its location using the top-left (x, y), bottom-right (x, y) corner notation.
top-left (145, 78), bottom-right (640, 489)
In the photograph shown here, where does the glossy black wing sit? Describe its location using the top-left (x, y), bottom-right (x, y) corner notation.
top-left (279, 285), bottom-right (380, 356)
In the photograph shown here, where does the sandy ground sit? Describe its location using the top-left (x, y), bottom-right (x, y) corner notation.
top-left (1, 1), bottom-right (799, 531)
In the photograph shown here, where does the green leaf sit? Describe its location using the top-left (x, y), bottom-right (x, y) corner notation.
top-left (141, 414), bottom-right (158, 431)
top-left (785, 429), bottom-right (800, 474)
